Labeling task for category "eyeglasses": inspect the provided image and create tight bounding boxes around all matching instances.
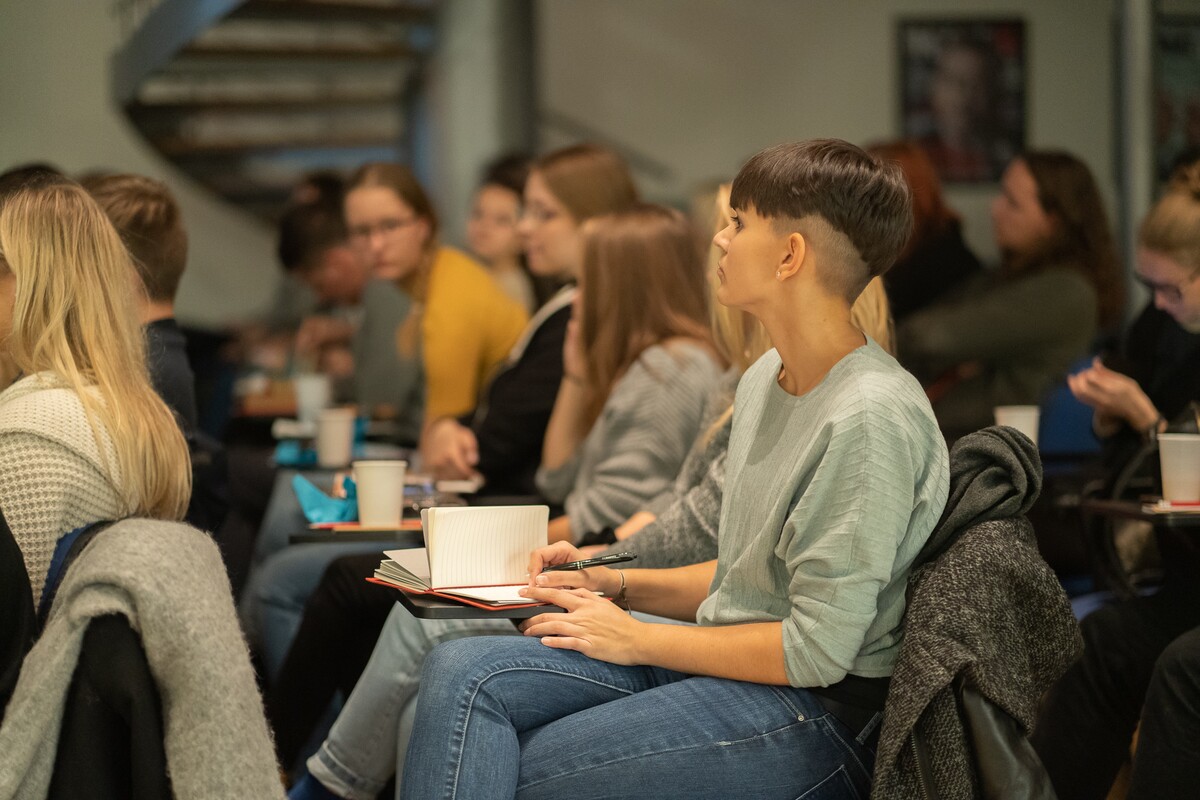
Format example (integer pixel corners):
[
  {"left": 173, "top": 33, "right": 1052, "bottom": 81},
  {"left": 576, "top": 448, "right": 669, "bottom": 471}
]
[
  {"left": 1135, "top": 266, "right": 1200, "bottom": 304},
  {"left": 521, "top": 205, "right": 561, "bottom": 225},
  {"left": 348, "top": 217, "right": 419, "bottom": 243}
]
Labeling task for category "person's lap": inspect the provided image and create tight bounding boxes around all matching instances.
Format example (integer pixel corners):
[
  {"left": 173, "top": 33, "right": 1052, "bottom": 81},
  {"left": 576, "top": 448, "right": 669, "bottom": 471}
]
[{"left": 403, "top": 635, "right": 874, "bottom": 800}]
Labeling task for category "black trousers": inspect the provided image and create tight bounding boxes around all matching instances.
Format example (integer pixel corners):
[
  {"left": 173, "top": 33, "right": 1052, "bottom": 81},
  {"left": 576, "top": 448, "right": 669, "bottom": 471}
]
[
  {"left": 1031, "top": 585, "right": 1200, "bottom": 800},
  {"left": 265, "top": 552, "right": 396, "bottom": 768},
  {"left": 49, "top": 614, "right": 171, "bottom": 800},
  {"left": 1127, "top": 624, "right": 1200, "bottom": 799}
]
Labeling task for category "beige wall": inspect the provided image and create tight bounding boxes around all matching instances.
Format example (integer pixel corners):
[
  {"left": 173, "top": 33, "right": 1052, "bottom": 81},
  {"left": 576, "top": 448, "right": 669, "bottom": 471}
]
[
  {"left": 0, "top": 0, "right": 277, "bottom": 329},
  {"left": 537, "top": 0, "right": 1119, "bottom": 264}
]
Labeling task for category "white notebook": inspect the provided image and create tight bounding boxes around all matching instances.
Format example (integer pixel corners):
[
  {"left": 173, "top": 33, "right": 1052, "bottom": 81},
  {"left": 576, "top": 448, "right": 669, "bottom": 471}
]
[{"left": 372, "top": 505, "right": 549, "bottom": 607}]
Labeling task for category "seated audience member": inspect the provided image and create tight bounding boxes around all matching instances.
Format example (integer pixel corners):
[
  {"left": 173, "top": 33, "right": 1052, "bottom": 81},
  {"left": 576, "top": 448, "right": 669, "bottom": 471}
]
[
  {"left": 345, "top": 163, "right": 528, "bottom": 436},
  {"left": 898, "top": 150, "right": 1124, "bottom": 441},
  {"left": 83, "top": 173, "right": 198, "bottom": 431},
  {"left": 0, "top": 178, "right": 191, "bottom": 604},
  {"left": 422, "top": 144, "right": 638, "bottom": 494},
  {"left": 282, "top": 199, "right": 423, "bottom": 436},
  {"left": 399, "top": 139, "right": 948, "bottom": 799},
  {"left": 866, "top": 140, "right": 983, "bottom": 323},
  {"left": 1033, "top": 162, "right": 1200, "bottom": 800},
  {"left": 467, "top": 154, "right": 538, "bottom": 313},
  {"left": 283, "top": 271, "right": 897, "bottom": 800},
  {"left": 536, "top": 204, "right": 724, "bottom": 543},
  {"left": 242, "top": 146, "right": 640, "bottom": 682}
]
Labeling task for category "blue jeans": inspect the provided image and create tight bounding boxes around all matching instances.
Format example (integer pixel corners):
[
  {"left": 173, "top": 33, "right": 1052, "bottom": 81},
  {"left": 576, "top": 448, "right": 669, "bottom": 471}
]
[{"left": 401, "top": 636, "right": 877, "bottom": 800}]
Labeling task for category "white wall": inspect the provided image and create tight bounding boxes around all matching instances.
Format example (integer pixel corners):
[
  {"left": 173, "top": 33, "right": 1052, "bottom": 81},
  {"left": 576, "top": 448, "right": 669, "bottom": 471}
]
[
  {"left": 536, "top": 0, "right": 1119, "bottom": 265},
  {"left": 0, "top": 0, "right": 278, "bottom": 329}
]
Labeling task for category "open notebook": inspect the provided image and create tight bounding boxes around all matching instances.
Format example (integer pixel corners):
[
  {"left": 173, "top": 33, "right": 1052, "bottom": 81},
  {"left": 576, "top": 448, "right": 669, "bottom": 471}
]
[{"left": 369, "top": 505, "right": 549, "bottom": 610}]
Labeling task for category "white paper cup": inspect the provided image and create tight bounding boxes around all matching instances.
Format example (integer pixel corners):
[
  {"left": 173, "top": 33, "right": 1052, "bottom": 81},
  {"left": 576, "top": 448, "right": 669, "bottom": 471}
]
[
  {"left": 294, "top": 373, "right": 332, "bottom": 424},
  {"left": 316, "top": 408, "right": 356, "bottom": 468},
  {"left": 994, "top": 405, "right": 1040, "bottom": 447},
  {"left": 1159, "top": 434, "right": 1200, "bottom": 503},
  {"left": 353, "top": 460, "right": 408, "bottom": 527}
]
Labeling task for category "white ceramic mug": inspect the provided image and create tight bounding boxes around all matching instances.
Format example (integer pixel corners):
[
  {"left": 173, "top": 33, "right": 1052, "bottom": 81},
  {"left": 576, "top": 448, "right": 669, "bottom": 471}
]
[
  {"left": 994, "top": 405, "right": 1040, "bottom": 447},
  {"left": 353, "top": 460, "right": 408, "bottom": 527}
]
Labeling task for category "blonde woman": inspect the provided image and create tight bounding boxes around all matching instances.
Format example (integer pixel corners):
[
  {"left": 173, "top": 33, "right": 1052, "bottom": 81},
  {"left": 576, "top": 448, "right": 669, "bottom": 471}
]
[{"left": 0, "top": 179, "right": 190, "bottom": 604}]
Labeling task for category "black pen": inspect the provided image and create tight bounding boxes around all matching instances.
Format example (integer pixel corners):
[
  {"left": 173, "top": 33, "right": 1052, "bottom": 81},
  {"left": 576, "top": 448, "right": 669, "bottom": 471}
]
[{"left": 542, "top": 553, "right": 636, "bottom": 572}]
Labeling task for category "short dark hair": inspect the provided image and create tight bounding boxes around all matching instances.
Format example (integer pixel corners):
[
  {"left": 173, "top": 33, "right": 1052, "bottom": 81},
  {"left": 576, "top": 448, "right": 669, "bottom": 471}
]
[
  {"left": 82, "top": 173, "right": 188, "bottom": 302},
  {"left": 0, "top": 162, "right": 64, "bottom": 208},
  {"left": 480, "top": 153, "right": 531, "bottom": 197},
  {"left": 277, "top": 200, "right": 349, "bottom": 274},
  {"left": 729, "top": 139, "right": 913, "bottom": 298}
]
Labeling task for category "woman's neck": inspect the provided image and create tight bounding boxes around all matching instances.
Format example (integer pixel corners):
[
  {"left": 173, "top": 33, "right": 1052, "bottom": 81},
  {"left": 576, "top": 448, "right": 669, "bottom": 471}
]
[{"left": 761, "top": 302, "right": 864, "bottom": 397}]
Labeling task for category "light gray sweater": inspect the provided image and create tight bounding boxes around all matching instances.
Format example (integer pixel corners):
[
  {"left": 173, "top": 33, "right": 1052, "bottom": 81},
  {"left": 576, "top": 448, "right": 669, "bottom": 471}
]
[
  {"left": 536, "top": 342, "right": 722, "bottom": 540},
  {"left": 697, "top": 341, "right": 949, "bottom": 688}
]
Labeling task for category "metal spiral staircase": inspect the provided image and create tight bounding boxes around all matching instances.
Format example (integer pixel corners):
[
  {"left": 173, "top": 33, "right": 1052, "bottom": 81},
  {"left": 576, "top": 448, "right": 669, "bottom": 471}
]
[{"left": 112, "top": 0, "right": 435, "bottom": 219}]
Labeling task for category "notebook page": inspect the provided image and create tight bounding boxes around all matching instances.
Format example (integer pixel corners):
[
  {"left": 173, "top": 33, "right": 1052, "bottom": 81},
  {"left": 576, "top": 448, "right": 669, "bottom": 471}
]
[
  {"left": 383, "top": 548, "right": 432, "bottom": 588},
  {"left": 426, "top": 505, "right": 548, "bottom": 587}
]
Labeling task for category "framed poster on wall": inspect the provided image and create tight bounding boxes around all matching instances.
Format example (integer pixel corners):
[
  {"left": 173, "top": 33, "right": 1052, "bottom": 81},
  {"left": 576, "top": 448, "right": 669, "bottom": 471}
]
[
  {"left": 1155, "top": 16, "right": 1200, "bottom": 181},
  {"left": 899, "top": 19, "right": 1026, "bottom": 184}
]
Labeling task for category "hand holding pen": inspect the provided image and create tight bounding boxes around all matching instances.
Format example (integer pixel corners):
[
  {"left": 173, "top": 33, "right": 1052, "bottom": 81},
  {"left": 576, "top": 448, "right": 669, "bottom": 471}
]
[{"left": 526, "top": 542, "right": 635, "bottom": 596}]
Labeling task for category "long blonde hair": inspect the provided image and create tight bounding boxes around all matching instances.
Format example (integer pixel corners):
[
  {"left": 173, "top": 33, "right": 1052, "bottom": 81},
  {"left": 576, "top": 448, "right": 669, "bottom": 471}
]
[
  {"left": 0, "top": 180, "right": 191, "bottom": 520},
  {"left": 578, "top": 205, "right": 719, "bottom": 425}
]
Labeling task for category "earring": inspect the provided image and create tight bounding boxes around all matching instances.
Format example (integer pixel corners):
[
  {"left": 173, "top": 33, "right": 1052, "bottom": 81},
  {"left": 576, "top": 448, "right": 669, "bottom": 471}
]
[{"left": 776, "top": 270, "right": 782, "bottom": 280}]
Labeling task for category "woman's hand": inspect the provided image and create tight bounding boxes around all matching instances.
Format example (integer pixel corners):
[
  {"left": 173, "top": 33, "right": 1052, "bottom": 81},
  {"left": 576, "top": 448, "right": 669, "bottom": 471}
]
[
  {"left": 562, "top": 292, "right": 588, "bottom": 385},
  {"left": 517, "top": 587, "right": 643, "bottom": 664},
  {"left": 421, "top": 418, "right": 481, "bottom": 480},
  {"left": 1068, "top": 357, "right": 1160, "bottom": 432},
  {"left": 615, "top": 511, "right": 657, "bottom": 540},
  {"left": 526, "top": 541, "right": 622, "bottom": 593}
]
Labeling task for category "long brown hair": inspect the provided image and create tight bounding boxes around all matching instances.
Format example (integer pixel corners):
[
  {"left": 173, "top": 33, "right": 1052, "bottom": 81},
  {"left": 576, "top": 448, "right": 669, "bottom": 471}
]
[
  {"left": 534, "top": 144, "right": 639, "bottom": 223},
  {"left": 578, "top": 205, "right": 717, "bottom": 423},
  {"left": 0, "top": 180, "right": 191, "bottom": 519},
  {"left": 1016, "top": 151, "right": 1124, "bottom": 329}
]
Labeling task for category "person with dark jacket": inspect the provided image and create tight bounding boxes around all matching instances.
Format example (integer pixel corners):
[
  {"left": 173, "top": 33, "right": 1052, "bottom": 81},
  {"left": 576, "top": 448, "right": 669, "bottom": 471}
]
[{"left": 1033, "top": 161, "right": 1200, "bottom": 800}]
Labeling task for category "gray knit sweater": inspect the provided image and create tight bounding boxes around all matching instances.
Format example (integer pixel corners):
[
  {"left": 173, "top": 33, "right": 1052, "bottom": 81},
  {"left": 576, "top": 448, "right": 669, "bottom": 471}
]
[
  {"left": 536, "top": 342, "right": 722, "bottom": 540},
  {"left": 598, "top": 369, "right": 737, "bottom": 568},
  {"left": 0, "top": 374, "right": 124, "bottom": 604}
]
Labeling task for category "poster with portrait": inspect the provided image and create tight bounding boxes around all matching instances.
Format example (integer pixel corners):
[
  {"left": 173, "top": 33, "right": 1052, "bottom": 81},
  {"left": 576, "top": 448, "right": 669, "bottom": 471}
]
[
  {"left": 1155, "top": 17, "right": 1200, "bottom": 181},
  {"left": 899, "top": 19, "right": 1026, "bottom": 184}
]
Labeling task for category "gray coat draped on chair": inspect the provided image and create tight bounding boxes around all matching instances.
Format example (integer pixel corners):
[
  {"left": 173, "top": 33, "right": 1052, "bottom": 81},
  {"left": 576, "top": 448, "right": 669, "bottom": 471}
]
[{"left": 871, "top": 427, "right": 1083, "bottom": 799}]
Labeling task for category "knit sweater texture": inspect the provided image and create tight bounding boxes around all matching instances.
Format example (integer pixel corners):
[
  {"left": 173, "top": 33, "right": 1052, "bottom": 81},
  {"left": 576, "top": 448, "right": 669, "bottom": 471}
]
[
  {"left": 871, "top": 427, "right": 1082, "bottom": 799},
  {"left": 0, "top": 373, "right": 124, "bottom": 604},
  {"left": 697, "top": 341, "right": 949, "bottom": 687},
  {"left": 0, "top": 519, "right": 285, "bottom": 799},
  {"left": 598, "top": 369, "right": 737, "bottom": 568},
  {"left": 536, "top": 342, "right": 722, "bottom": 539}
]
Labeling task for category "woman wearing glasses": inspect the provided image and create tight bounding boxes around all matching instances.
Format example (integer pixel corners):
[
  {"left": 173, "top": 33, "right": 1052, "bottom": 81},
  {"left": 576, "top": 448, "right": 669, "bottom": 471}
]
[
  {"left": 344, "top": 163, "right": 528, "bottom": 436},
  {"left": 897, "top": 150, "right": 1124, "bottom": 441},
  {"left": 1033, "top": 160, "right": 1200, "bottom": 800}
]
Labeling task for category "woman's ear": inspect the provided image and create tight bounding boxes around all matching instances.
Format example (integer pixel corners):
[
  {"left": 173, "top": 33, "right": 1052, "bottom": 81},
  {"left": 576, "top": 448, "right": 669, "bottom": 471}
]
[{"left": 777, "top": 231, "right": 807, "bottom": 281}]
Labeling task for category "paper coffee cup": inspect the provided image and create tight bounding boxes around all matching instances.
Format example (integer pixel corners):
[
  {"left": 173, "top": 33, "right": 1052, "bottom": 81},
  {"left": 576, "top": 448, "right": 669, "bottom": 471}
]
[
  {"left": 994, "top": 405, "right": 1040, "bottom": 447},
  {"left": 316, "top": 408, "right": 356, "bottom": 468},
  {"left": 1159, "top": 433, "right": 1200, "bottom": 503},
  {"left": 294, "top": 373, "right": 332, "bottom": 424},
  {"left": 353, "top": 460, "right": 408, "bottom": 527}
]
